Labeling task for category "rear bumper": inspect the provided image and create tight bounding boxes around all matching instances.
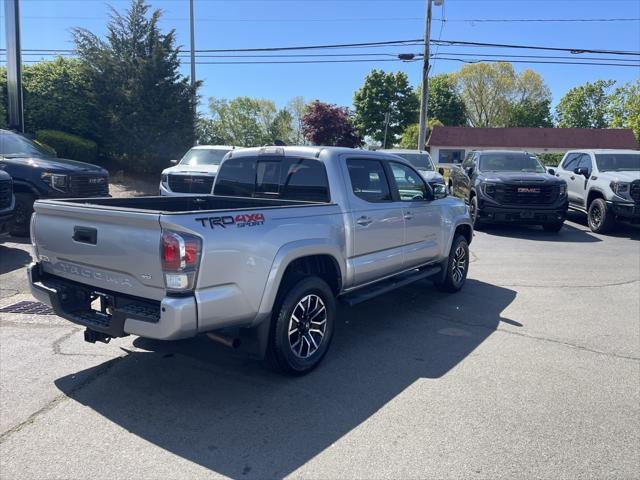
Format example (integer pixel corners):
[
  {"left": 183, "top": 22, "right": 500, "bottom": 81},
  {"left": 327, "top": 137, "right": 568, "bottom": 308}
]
[
  {"left": 609, "top": 201, "right": 640, "bottom": 222},
  {"left": 478, "top": 202, "right": 568, "bottom": 224},
  {"left": 28, "top": 263, "right": 197, "bottom": 340}
]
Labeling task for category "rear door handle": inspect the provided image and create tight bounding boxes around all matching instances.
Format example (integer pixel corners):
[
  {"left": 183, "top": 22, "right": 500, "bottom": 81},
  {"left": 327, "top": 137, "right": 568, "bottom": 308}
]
[
  {"left": 356, "top": 216, "right": 373, "bottom": 227},
  {"left": 73, "top": 226, "right": 97, "bottom": 245}
]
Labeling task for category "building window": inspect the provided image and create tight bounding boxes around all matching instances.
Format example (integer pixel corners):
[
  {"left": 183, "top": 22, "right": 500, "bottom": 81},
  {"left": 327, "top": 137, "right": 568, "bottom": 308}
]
[{"left": 439, "top": 149, "right": 465, "bottom": 164}]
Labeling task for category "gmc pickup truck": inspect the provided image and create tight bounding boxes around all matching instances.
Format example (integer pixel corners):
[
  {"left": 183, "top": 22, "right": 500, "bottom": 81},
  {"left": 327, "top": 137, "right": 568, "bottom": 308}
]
[{"left": 29, "top": 146, "right": 473, "bottom": 375}]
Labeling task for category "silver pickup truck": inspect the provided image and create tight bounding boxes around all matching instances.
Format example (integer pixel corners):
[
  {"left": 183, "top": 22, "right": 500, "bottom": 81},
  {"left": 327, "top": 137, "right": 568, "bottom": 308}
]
[{"left": 29, "top": 146, "right": 473, "bottom": 374}]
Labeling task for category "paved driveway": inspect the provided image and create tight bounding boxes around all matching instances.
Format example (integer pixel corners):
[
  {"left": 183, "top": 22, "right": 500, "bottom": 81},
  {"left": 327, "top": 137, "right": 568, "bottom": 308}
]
[{"left": 1, "top": 212, "right": 638, "bottom": 479}]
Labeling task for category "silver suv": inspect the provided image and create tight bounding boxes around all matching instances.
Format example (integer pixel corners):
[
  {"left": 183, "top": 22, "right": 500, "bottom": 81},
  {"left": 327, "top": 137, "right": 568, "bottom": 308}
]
[{"left": 553, "top": 149, "right": 640, "bottom": 233}]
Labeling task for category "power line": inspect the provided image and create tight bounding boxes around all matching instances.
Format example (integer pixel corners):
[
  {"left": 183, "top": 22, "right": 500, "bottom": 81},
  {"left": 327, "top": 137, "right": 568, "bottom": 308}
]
[
  {"left": 433, "top": 57, "right": 640, "bottom": 67},
  {"left": 436, "top": 17, "right": 640, "bottom": 23}
]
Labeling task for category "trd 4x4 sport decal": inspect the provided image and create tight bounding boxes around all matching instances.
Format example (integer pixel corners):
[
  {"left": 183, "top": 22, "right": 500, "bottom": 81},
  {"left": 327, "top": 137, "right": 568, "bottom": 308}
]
[{"left": 195, "top": 213, "right": 265, "bottom": 229}]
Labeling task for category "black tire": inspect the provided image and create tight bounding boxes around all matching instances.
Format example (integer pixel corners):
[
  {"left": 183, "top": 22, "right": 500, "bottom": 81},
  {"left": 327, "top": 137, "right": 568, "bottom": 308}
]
[
  {"left": 435, "top": 235, "right": 470, "bottom": 293},
  {"left": 542, "top": 221, "right": 564, "bottom": 233},
  {"left": 469, "top": 195, "right": 486, "bottom": 230},
  {"left": 10, "top": 192, "right": 35, "bottom": 237},
  {"left": 587, "top": 198, "right": 616, "bottom": 234},
  {"left": 267, "top": 276, "right": 336, "bottom": 375}
]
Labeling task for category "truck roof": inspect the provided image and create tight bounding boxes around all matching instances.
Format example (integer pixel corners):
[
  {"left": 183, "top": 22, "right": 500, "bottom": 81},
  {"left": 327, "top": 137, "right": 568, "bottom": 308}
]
[
  {"left": 191, "top": 145, "right": 236, "bottom": 150},
  {"left": 565, "top": 149, "right": 639, "bottom": 154},
  {"left": 225, "top": 145, "right": 408, "bottom": 163}
]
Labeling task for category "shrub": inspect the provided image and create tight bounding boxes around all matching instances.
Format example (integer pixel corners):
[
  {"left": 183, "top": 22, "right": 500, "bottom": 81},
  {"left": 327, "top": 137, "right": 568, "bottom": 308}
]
[
  {"left": 35, "top": 130, "right": 98, "bottom": 163},
  {"left": 537, "top": 153, "right": 564, "bottom": 167}
]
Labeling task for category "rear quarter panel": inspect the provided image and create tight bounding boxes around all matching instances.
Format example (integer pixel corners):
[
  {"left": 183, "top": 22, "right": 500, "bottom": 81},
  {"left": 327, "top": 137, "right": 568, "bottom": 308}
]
[{"left": 160, "top": 203, "right": 346, "bottom": 330}]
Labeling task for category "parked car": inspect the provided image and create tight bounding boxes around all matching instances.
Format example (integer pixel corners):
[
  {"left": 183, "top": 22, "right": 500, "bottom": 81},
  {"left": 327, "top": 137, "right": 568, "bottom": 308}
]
[
  {"left": 29, "top": 146, "right": 472, "bottom": 375},
  {"left": 552, "top": 149, "right": 640, "bottom": 233},
  {"left": 0, "top": 129, "right": 109, "bottom": 236},
  {"left": 0, "top": 170, "right": 16, "bottom": 239},
  {"left": 450, "top": 150, "right": 568, "bottom": 232},
  {"left": 159, "top": 145, "right": 235, "bottom": 196},
  {"left": 378, "top": 149, "right": 446, "bottom": 194}
]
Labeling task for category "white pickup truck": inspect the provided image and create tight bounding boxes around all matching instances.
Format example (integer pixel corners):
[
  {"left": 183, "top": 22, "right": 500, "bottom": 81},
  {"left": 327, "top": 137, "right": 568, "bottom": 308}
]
[{"left": 29, "top": 146, "right": 473, "bottom": 375}]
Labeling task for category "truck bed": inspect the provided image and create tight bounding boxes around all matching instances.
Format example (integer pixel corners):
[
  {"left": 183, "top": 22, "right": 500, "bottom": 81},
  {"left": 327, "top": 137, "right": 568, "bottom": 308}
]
[{"left": 48, "top": 195, "right": 326, "bottom": 213}]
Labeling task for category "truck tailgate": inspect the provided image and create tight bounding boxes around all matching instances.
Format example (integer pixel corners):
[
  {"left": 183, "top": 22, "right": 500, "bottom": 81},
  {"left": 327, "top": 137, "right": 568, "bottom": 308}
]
[{"left": 33, "top": 201, "right": 166, "bottom": 301}]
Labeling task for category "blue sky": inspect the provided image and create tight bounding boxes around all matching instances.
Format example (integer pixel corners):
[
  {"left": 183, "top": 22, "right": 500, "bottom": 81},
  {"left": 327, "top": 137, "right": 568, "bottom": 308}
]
[{"left": 3, "top": 0, "right": 640, "bottom": 113}]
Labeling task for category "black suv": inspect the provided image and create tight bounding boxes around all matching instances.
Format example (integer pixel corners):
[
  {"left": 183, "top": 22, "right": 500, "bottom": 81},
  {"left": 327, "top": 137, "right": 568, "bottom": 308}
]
[
  {"left": 0, "top": 169, "right": 15, "bottom": 238},
  {"left": 451, "top": 150, "right": 568, "bottom": 232},
  {"left": 0, "top": 129, "right": 109, "bottom": 236}
]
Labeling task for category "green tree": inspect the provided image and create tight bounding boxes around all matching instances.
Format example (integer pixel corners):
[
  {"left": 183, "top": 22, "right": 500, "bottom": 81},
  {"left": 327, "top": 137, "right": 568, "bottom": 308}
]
[
  {"left": 206, "top": 96, "right": 289, "bottom": 146},
  {"left": 505, "top": 98, "right": 553, "bottom": 128},
  {"left": 287, "top": 96, "right": 308, "bottom": 145},
  {"left": 608, "top": 80, "right": 640, "bottom": 141},
  {"left": 21, "top": 58, "right": 93, "bottom": 138},
  {"left": 426, "top": 74, "right": 467, "bottom": 126},
  {"left": 556, "top": 80, "right": 615, "bottom": 129},
  {"left": 353, "top": 69, "right": 419, "bottom": 147},
  {"left": 455, "top": 63, "right": 551, "bottom": 127},
  {"left": 73, "top": 0, "right": 197, "bottom": 172},
  {"left": 398, "top": 119, "right": 443, "bottom": 149}
]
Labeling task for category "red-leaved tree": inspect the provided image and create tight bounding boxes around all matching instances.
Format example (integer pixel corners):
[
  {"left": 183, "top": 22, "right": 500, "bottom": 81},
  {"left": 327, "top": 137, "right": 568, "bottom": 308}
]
[{"left": 302, "top": 101, "right": 362, "bottom": 147}]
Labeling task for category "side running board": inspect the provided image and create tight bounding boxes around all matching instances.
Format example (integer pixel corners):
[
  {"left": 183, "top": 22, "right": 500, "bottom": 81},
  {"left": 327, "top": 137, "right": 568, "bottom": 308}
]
[{"left": 340, "top": 265, "right": 442, "bottom": 307}]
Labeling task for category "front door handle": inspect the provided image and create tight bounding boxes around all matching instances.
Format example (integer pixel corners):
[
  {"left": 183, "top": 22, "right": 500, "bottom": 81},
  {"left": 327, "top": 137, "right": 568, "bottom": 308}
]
[
  {"left": 404, "top": 212, "right": 414, "bottom": 220},
  {"left": 570, "top": 175, "right": 575, "bottom": 180},
  {"left": 356, "top": 216, "right": 373, "bottom": 227}
]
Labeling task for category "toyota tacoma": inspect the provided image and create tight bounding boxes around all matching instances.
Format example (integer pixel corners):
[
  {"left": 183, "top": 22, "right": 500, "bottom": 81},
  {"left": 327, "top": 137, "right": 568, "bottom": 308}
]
[{"left": 29, "top": 146, "right": 472, "bottom": 375}]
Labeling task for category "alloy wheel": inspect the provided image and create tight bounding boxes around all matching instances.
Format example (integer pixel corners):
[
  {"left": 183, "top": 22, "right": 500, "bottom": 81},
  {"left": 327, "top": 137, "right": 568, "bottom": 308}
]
[
  {"left": 452, "top": 245, "right": 467, "bottom": 285},
  {"left": 288, "top": 294, "right": 327, "bottom": 359}
]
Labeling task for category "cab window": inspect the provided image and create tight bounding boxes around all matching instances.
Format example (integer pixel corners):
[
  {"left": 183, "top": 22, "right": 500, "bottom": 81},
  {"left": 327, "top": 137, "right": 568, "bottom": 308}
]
[
  {"left": 389, "top": 162, "right": 429, "bottom": 201},
  {"left": 562, "top": 153, "right": 581, "bottom": 170},
  {"left": 346, "top": 158, "right": 392, "bottom": 202}
]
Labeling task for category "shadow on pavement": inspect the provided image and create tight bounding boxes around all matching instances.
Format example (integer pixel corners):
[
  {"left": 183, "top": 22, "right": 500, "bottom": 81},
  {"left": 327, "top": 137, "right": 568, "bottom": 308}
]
[
  {"left": 478, "top": 220, "right": 602, "bottom": 243},
  {"left": 56, "top": 279, "right": 516, "bottom": 479},
  {"left": 0, "top": 242, "right": 33, "bottom": 275},
  {"left": 565, "top": 211, "right": 640, "bottom": 241}
]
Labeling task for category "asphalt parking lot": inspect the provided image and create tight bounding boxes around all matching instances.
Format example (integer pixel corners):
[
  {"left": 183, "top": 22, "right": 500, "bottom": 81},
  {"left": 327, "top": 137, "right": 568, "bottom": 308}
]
[{"left": 1, "top": 212, "right": 639, "bottom": 479}]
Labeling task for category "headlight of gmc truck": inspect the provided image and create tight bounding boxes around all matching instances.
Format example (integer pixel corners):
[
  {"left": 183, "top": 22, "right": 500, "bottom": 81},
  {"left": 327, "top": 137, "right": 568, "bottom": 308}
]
[
  {"left": 481, "top": 182, "right": 497, "bottom": 197},
  {"left": 41, "top": 172, "right": 68, "bottom": 192},
  {"left": 610, "top": 181, "right": 629, "bottom": 196}
]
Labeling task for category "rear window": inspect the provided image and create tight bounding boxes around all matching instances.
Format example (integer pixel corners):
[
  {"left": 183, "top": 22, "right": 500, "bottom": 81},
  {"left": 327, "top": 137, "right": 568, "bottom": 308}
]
[{"left": 214, "top": 156, "right": 330, "bottom": 202}]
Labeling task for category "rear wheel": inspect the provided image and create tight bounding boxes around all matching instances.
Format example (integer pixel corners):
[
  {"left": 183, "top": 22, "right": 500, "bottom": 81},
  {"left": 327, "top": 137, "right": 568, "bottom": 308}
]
[
  {"left": 10, "top": 193, "right": 35, "bottom": 237},
  {"left": 267, "top": 276, "right": 335, "bottom": 375},
  {"left": 435, "top": 235, "right": 469, "bottom": 293},
  {"left": 543, "top": 221, "right": 564, "bottom": 233},
  {"left": 588, "top": 198, "right": 615, "bottom": 233}
]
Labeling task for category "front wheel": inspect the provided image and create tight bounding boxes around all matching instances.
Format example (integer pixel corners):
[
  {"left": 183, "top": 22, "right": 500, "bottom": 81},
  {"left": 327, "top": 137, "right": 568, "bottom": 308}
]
[
  {"left": 435, "top": 235, "right": 470, "bottom": 292},
  {"left": 588, "top": 198, "right": 615, "bottom": 233},
  {"left": 267, "top": 276, "right": 336, "bottom": 375},
  {"left": 469, "top": 195, "right": 482, "bottom": 229}
]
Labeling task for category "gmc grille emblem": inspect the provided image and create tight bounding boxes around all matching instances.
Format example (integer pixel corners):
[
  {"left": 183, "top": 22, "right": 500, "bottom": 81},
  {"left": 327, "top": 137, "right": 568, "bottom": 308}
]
[
  {"left": 183, "top": 178, "right": 204, "bottom": 184},
  {"left": 88, "top": 177, "right": 105, "bottom": 184},
  {"left": 518, "top": 187, "right": 540, "bottom": 193}
]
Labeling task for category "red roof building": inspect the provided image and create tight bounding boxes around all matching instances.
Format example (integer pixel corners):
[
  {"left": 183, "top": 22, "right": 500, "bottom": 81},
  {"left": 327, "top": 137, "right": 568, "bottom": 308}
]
[{"left": 426, "top": 127, "right": 639, "bottom": 163}]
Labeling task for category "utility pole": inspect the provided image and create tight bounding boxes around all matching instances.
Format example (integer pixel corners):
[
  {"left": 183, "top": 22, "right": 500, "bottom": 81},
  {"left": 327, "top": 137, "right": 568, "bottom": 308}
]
[
  {"left": 383, "top": 112, "right": 390, "bottom": 149},
  {"left": 4, "top": 0, "right": 24, "bottom": 133},
  {"left": 417, "top": 0, "right": 443, "bottom": 151},
  {"left": 189, "top": 0, "right": 197, "bottom": 143}
]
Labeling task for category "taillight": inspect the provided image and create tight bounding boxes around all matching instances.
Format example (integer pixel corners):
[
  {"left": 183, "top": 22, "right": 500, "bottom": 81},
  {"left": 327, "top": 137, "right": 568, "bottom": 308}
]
[{"left": 160, "top": 231, "right": 202, "bottom": 293}]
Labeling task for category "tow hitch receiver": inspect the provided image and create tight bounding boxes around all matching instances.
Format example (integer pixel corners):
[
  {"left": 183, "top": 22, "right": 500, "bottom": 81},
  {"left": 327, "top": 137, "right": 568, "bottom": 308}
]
[{"left": 84, "top": 328, "right": 112, "bottom": 344}]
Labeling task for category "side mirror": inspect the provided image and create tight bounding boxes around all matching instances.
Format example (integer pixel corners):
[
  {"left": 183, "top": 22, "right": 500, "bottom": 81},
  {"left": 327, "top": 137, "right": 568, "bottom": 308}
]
[
  {"left": 574, "top": 166, "right": 589, "bottom": 178},
  {"left": 547, "top": 168, "right": 555, "bottom": 176},
  {"left": 170, "top": 159, "right": 179, "bottom": 165},
  {"left": 433, "top": 183, "right": 448, "bottom": 199}
]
